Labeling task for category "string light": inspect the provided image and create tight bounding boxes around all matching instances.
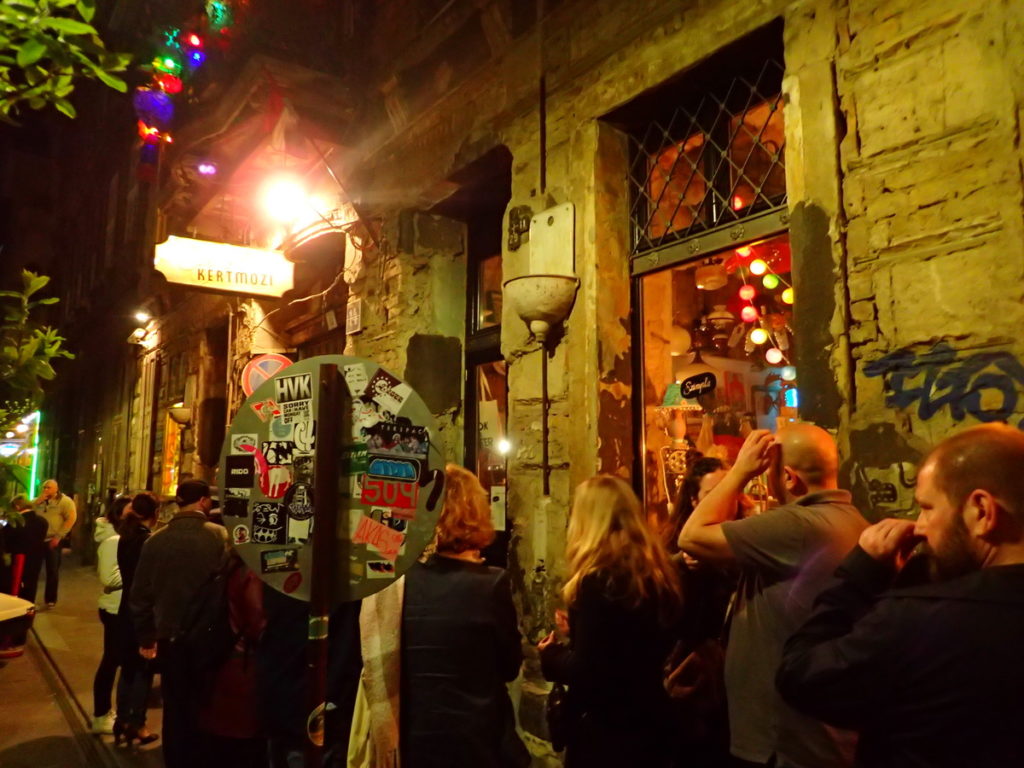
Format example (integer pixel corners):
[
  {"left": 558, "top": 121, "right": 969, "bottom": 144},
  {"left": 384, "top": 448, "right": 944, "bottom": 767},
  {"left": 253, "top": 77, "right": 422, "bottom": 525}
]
[
  {"left": 750, "top": 259, "right": 768, "bottom": 276},
  {"left": 187, "top": 33, "right": 203, "bottom": 47},
  {"left": 741, "top": 306, "right": 758, "bottom": 323},
  {"left": 198, "top": 162, "right": 218, "bottom": 176},
  {"left": 750, "top": 328, "right": 769, "bottom": 345},
  {"left": 739, "top": 284, "right": 756, "bottom": 301},
  {"left": 782, "top": 287, "right": 794, "bottom": 304},
  {"left": 736, "top": 246, "right": 752, "bottom": 258},
  {"left": 762, "top": 273, "right": 779, "bottom": 290},
  {"left": 766, "top": 348, "right": 784, "bottom": 365},
  {"left": 781, "top": 366, "right": 798, "bottom": 381}
]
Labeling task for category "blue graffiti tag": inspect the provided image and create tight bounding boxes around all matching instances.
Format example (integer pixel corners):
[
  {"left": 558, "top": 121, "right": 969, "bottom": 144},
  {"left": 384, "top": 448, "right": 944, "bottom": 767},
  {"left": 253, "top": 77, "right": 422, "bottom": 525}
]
[{"left": 863, "top": 342, "right": 1024, "bottom": 428}]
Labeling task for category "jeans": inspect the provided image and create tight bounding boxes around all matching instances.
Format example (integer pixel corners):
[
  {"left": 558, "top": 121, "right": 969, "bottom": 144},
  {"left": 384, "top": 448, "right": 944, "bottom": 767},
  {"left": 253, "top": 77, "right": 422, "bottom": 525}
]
[
  {"left": 93, "top": 609, "right": 121, "bottom": 716},
  {"left": 43, "top": 542, "right": 60, "bottom": 604},
  {"left": 116, "top": 643, "right": 154, "bottom": 728}
]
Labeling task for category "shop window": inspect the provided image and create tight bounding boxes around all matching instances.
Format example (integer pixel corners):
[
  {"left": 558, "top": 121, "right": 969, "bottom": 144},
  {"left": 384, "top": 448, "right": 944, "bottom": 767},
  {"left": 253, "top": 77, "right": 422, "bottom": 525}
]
[
  {"left": 624, "top": 27, "right": 786, "bottom": 256},
  {"left": 476, "top": 253, "right": 503, "bottom": 330},
  {"left": 639, "top": 232, "right": 797, "bottom": 512}
]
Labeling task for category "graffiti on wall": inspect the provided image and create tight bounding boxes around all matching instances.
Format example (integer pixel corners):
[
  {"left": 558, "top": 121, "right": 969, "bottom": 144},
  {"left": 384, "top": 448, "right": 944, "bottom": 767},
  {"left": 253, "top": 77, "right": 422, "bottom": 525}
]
[{"left": 864, "top": 342, "right": 1024, "bottom": 428}]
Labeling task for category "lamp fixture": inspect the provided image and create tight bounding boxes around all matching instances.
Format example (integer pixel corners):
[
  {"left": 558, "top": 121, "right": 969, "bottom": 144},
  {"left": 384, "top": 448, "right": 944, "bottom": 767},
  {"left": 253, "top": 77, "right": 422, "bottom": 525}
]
[
  {"left": 134, "top": 310, "right": 151, "bottom": 323},
  {"left": 168, "top": 403, "right": 192, "bottom": 426}
]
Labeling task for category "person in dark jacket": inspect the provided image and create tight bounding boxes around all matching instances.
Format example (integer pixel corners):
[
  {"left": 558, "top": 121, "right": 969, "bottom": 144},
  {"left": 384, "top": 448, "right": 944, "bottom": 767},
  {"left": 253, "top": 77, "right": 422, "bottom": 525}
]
[
  {"left": 401, "top": 463, "right": 527, "bottom": 768},
  {"left": 131, "top": 479, "right": 226, "bottom": 767},
  {"left": 115, "top": 492, "right": 160, "bottom": 747},
  {"left": 539, "top": 475, "right": 684, "bottom": 768},
  {"left": 777, "top": 423, "right": 1024, "bottom": 768}
]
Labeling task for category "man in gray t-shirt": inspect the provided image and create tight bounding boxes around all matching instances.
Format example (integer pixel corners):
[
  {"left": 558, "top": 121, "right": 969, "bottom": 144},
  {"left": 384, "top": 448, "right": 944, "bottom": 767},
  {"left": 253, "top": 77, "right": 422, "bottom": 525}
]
[{"left": 679, "top": 424, "right": 867, "bottom": 768}]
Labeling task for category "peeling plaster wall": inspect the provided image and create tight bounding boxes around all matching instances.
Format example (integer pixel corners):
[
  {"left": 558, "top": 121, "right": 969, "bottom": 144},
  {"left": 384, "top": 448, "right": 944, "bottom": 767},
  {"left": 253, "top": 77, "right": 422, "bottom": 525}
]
[{"left": 333, "top": 0, "right": 1024, "bottom": 754}]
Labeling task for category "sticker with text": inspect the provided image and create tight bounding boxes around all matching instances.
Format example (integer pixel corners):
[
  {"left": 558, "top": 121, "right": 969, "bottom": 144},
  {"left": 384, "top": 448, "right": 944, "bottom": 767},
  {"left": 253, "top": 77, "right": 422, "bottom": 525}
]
[
  {"left": 232, "top": 525, "right": 250, "bottom": 545},
  {"left": 261, "top": 441, "right": 295, "bottom": 465},
  {"left": 360, "top": 476, "right": 418, "bottom": 509},
  {"left": 352, "top": 514, "right": 405, "bottom": 562},
  {"left": 366, "top": 369, "right": 411, "bottom": 413},
  {"left": 343, "top": 364, "right": 369, "bottom": 397},
  {"left": 251, "top": 399, "right": 281, "bottom": 423},
  {"left": 365, "top": 422, "right": 428, "bottom": 459},
  {"left": 366, "top": 559, "right": 397, "bottom": 579},
  {"left": 367, "top": 456, "right": 419, "bottom": 481},
  {"left": 252, "top": 502, "right": 286, "bottom": 545},
  {"left": 225, "top": 455, "right": 255, "bottom": 489}
]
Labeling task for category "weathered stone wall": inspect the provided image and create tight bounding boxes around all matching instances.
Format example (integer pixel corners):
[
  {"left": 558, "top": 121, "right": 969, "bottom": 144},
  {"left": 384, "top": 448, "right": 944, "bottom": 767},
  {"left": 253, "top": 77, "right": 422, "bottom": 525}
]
[{"left": 333, "top": 0, "right": 1024, "bottom": 757}]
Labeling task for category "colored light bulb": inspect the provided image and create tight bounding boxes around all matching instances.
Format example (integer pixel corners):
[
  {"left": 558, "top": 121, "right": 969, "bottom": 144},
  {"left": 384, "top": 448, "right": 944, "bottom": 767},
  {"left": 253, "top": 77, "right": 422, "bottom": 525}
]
[
  {"left": 782, "top": 287, "right": 794, "bottom": 304},
  {"left": 739, "top": 284, "right": 756, "bottom": 301},
  {"left": 735, "top": 246, "right": 752, "bottom": 258},
  {"left": 187, "top": 33, "right": 202, "bottom": 47},
  {"left": 741, "top": 305, "right": 758, "bottom": 323},
  {"left": 766, "top": 348, "right": 784, "bottom": 365},
  {"left": 781, "top": 366, "right": 797, "bottom": 381},
  {"left": 750, "top": 259, "right": 768, "bottom": 276},
  {"left": 156, "top": 73, "right": 183, "bottom": 94},
  {"left": 198, "top": 162, "right": 217, "bottom": 176},
  {"left": 762, "top": 273, "right": 779, "bottom": 290},
  {"left": 750, "top": 328, "right": 769, "bottom": 345}
]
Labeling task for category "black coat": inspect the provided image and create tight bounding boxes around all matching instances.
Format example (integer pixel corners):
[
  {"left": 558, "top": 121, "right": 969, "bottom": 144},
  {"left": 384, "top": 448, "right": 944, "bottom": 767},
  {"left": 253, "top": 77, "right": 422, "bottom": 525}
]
[
  {"left": 777, "top": 546, "right": 1024, "bottom": 768},
  {"left": 539, "top": 571, "right": 677, "bottom": 768},
  {"left": 401, "top": 555, "right": 526, "bottom": 768}
]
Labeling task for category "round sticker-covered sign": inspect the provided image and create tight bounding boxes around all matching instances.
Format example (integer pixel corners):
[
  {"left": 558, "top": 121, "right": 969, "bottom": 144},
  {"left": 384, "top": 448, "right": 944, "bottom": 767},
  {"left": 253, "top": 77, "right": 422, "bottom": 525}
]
[{"left": 219, "top": 355, "right": 446, "bottom": 603}]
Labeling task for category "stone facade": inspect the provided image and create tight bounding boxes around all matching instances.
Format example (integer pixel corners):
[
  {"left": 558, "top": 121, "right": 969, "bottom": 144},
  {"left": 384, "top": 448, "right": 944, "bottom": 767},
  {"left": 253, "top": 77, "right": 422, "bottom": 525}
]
[{"left": 35, "top": 0, "right": 1024, "bottom": 761}]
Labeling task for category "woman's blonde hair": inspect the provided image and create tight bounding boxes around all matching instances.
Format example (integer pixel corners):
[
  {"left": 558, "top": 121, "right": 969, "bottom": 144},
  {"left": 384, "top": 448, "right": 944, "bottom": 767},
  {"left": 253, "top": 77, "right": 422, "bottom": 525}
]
[
  {"left": 435, "top": 463, "right": 495, "bottom": 554},
  {"left": 564, "top": 475, "right": 683, "bottom": 622}
]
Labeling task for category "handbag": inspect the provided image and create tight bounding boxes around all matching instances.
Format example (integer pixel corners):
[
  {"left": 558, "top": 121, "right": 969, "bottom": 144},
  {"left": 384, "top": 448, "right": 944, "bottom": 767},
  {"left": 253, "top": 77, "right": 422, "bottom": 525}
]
[{"left": 545, "top": 682, "right": 571, "bottom": 753}]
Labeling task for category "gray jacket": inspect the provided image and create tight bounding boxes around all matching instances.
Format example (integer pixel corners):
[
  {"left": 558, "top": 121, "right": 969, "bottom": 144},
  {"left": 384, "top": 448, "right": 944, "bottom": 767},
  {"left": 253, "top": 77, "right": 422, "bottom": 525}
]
[{"left": 130, "top": 509, "right": 227, "bottom": 647}]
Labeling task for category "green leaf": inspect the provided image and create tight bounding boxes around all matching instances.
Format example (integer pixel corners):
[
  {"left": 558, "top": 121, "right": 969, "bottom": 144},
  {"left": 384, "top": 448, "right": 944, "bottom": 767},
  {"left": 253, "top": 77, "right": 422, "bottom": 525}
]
[
  {"left": 36, "top": 297, "right": 60, "bottom": 305},
  {"left": 54, "top": 97, "right": 75, "bottom": 118},
  {"left": 93, "top": 68, "right": 126, "bottom": 92},
  {"left": 77, "top": 0, "right": 96, "bottom": 22},
  {"left": 16, "top": 38, "right": 46, "bottom": 68},
  {"left": 40, "top": 17, "right": 97, "bottom": 35}
]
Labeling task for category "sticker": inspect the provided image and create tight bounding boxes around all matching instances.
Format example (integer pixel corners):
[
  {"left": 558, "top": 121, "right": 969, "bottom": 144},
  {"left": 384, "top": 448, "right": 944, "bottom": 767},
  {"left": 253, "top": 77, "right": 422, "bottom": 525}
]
[
  {"left": 225, "top": 455, "right": 256, "bottom": 488},
  {"left": 360, "top": 477, "right": 418, "bottom": 509},
  {"left": 343, "top": 364, "right": 369, "bottom": 397},
  {"left": 367, "top": 456, "right": 419, "bottom": 481},
  {"left": 292, "top": 452, "right": 315, "bottom": 484},
  {"left": 225, "top": 487, "right": 251, "bottom": 500},
  {"left": 283, "top": 483, "right": 314, "bottom": 521},
  {"left": 341, "top": 444, "right": 368, "bottom": 475},
  {"left": 378, "top": 507, "right": 408, "bottom": 534},
  {"left": 229, "top": 433, "right": 259, "bottom": 455},
  {"left": 367, "top": 370, "right": 411, "bottom": 413},
  {"left": 274, "top": 372, "right": 313, "bottom": 402},
  {"left": 280, "top": 399, "right": 312, "bottom": 425},
  {"left": 365, "top": 422, "right": 429, "bottom": 458},
  {"left": 293, "top": 420, "right": 316, "bottom": 452},
  {"left": 283, "top": 572, "right": 303, "bottom": 594},
  {"left": 260, "top": 547, "right": 300, "bottom": 573},
  {"left": 261, "top": 441, "right": 295, "bottom": 465},
  {"left": 490, "top": 485, "right": 506, "bottom": 532},
  {"left": 232, "top": 525, "right": 250, "bottom": 545},
  {"left": 224, "top": 497, "right": 249, "bottom": 519},
  {"left": 244, "top": 444, "right": 292, "bottom": 499},
  {"left": 269, "top": 417, "right": 294, "bottom": 440},
  {"left": 252, "top": 502, "right": 286, "bottom": 544},
  {"left": 681, "top": 370, "right": 716, "bottom": 398},
  {"left": 251, "top": 398, "right": 281, "bottom": 422},
  {"left": 366, "top": 560, "right": 397, "bottom": 579},
  {"left": 351, "top": 400, "right": 382, "bottom": 437}
]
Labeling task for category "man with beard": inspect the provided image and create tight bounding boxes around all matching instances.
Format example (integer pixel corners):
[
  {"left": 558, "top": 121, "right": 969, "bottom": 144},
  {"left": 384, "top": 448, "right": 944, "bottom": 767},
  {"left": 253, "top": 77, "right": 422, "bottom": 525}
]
[{"left": 776, "top": 423, "right": 1024, "bottom": 767}]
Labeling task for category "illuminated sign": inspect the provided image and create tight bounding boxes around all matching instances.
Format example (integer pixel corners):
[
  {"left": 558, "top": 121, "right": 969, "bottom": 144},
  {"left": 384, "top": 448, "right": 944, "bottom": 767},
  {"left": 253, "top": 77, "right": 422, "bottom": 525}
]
[{"left": 154, "top": 236, "right": 294, "bottom": 298}]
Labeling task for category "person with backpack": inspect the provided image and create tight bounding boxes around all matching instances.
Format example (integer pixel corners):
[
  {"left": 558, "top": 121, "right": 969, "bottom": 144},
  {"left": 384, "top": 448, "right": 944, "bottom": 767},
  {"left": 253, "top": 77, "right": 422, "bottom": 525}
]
[{"left": 130, "top": 479, "right": 227, "bottom": 767}]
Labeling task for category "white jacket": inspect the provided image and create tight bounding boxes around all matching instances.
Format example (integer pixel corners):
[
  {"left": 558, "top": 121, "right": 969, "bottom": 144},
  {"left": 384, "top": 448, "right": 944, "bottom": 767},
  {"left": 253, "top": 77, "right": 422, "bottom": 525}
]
[{"left": 94, "top": 517, "right": 122, "bottom": 614}]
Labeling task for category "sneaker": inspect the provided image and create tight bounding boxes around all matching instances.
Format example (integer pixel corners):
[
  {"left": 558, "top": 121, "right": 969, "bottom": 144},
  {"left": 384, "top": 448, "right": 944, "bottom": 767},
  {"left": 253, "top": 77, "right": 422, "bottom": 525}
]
[{"left": 92, "top": 711, "right": 115, "bottom": 735}]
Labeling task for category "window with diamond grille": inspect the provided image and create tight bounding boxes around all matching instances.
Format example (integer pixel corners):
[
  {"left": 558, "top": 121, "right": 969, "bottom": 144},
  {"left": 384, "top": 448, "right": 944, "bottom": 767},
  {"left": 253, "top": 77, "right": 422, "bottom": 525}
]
[{"left": 627, "top": 57, "right": 786, "bottom": 256}]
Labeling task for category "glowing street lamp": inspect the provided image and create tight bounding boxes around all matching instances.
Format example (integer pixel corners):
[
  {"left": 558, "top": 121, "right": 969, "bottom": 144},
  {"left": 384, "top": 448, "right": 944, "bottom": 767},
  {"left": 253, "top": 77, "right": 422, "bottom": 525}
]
[{"left": 261, "top": 176, "right": 309, "bottom": 223}]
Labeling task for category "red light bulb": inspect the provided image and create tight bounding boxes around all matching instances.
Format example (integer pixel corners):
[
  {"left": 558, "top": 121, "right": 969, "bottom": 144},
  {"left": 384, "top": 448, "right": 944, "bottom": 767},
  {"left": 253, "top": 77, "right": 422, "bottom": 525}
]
[
  {"left": 741, "top": 306, "right": 758, "bottom": 323},
  {"left": 187, "top": 33, "right": 202, "bottom": 47},
  {"left": 739, "top": 284, "right": 756, "bottom": 301}
]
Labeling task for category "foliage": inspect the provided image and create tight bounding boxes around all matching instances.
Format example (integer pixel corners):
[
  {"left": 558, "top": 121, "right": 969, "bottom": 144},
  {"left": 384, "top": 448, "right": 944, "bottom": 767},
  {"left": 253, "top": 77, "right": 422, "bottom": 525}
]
[
  {"left": 0, "top": 270, "right": 73, "bottom": 429},
  {"left": 0, "top": 0, "right": 132, "bottom": 121}
]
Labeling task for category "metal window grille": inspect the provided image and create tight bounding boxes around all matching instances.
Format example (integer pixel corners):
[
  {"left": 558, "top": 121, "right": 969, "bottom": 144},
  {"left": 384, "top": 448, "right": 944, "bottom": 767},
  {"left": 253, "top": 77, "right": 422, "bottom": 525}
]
[{"left": 628, "top": 58, "right": 787, "bottom": 256}]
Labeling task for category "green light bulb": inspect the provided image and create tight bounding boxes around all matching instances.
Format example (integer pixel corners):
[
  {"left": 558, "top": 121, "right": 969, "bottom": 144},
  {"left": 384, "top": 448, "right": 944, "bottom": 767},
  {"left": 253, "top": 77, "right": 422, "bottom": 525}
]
[{"left": 762, "top": 273, "right": 780, "bottom": 290}]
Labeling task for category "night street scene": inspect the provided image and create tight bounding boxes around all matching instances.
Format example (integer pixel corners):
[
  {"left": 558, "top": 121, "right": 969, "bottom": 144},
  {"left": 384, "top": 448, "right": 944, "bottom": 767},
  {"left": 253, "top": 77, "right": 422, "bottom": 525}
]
[{"left": 2, "top": 1, "right": 1024, "bottom": 767}]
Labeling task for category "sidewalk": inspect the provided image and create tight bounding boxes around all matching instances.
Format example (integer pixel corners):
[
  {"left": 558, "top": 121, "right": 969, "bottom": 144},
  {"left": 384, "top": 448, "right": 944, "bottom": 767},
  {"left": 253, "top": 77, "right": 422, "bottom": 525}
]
[{"left": 11, "top": 552, "right": 164, "bottom": 767}]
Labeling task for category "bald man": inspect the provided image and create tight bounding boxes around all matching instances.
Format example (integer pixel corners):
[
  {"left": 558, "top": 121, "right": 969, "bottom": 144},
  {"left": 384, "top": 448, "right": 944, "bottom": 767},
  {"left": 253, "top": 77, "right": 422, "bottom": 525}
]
[
  {"left": 777, "top": 424, "right": 1024, "bottom": 767},
  {"left": 679, "top": 425, "right": 868, "bottom": 768},
  {"left": 33, "top": 478, "right": 77, "bottom": 607}
]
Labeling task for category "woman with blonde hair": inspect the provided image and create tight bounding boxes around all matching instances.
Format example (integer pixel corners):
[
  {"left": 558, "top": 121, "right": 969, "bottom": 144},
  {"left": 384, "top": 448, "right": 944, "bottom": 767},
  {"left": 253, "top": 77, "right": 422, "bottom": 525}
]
[
  {"left": 399, "top": 463, "right": 528, "bottom": 768},
  {"left": 539, "top": 475, "right": 683, "bottom": 768}
]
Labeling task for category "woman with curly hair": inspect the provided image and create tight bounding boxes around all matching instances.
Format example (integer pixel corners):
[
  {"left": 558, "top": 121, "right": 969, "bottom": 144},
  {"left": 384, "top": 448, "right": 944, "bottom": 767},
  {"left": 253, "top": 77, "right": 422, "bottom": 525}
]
[
  {"left": 539, "top": 475, "right": 684, "bottom": 768},
  {"left": 400, "top": 463, "right": 527, "bottom": 767}
]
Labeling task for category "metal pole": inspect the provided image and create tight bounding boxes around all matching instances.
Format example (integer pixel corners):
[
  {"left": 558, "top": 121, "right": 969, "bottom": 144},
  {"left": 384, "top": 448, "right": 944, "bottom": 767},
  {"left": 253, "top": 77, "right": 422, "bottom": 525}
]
[
  {"left": 306, "top": 363, "right": 345, "bottom": 764},
  {"left": 542, "top": 346, "right": 550, "bottom": 496}
]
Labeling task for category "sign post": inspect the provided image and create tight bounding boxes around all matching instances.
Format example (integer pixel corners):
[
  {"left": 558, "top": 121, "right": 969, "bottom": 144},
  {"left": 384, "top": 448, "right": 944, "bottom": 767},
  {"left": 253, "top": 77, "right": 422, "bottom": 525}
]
[{"left": 219, "top": 355, "right": 446, "bottom": 757}]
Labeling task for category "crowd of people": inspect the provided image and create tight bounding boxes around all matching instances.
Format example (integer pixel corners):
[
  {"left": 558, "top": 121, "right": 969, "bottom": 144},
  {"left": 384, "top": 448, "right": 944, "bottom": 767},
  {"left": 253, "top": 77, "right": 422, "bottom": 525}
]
[{"left": 4, "top": 421, "right": 1024, "bottom": 768}]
